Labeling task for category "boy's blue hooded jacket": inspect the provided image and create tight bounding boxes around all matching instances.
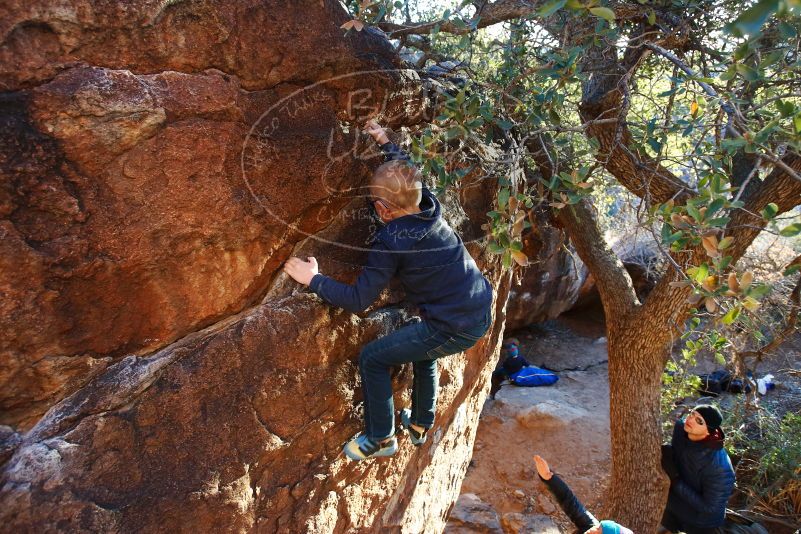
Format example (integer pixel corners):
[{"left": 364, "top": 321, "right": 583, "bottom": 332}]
[{"left": 309, "top": 143, "right": 493, "bottom": 334}]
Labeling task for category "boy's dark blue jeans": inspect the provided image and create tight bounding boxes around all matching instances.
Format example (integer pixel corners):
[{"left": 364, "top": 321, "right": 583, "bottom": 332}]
[{"left": 359, "top": 311, "right": 492, "bottom": 441}]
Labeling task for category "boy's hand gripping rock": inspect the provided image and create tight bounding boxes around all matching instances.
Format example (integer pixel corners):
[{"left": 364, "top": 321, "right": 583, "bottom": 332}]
[
  {"left": 364, "top": 119, "right": 390, "bottom": 145},
  {"left": 283, "top": 257, "right": 319, "bottom": 286}
]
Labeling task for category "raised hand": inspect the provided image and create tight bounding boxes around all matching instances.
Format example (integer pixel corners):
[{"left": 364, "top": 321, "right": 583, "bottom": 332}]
[{"left": 533, "top": 455, "right": 553, "bottom": 480}]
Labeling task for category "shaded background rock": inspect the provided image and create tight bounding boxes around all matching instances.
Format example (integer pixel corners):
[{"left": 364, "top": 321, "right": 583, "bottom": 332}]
[{"left": 504, "top": 210, "right": 584, "bottom": 332}]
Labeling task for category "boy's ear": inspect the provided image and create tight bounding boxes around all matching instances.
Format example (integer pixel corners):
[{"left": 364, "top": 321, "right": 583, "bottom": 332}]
[{"left": 375, "top": 201, "right": 395, "bottom": 222}]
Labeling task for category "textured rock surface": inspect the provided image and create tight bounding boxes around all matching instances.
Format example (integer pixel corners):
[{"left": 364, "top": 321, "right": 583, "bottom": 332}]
[
  {"left": 0, "top": 1, "right": 509, "bottom": 532},
  {"left": 504, "top": 212, "right": 583, "bottom": 331},
  {"left": 444, "top": 493, "right": 503, "bottom": 533},
  {"left": 1, "top": 0, "right": 411, "bottom": 430},
  {"left": 0, "top": 1, "right": 573, "bottom": 532}
]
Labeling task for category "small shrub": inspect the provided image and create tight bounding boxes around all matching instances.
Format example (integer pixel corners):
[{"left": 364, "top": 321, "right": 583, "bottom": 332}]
[{"left": 728, "top": 408, "right": 801, "bottom": 520}]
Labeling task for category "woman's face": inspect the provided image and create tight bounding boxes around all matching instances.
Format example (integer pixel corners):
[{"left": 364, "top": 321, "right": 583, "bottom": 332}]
[{"left": 684, "top": 410, "right": 710, "bottom": 438}]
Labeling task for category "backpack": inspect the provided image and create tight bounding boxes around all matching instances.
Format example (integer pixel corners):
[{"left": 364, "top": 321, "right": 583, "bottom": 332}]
[
  {"left": 509, "top": 366, "right": 558, "bottom": 387},
  {"left": 697, "top": 370, "right": 753, "bottom": 396}
]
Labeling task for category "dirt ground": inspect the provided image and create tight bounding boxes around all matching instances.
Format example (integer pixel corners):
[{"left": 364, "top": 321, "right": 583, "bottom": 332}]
[{"left": 449, "top": 315, "right": 612, "bottom": 533}]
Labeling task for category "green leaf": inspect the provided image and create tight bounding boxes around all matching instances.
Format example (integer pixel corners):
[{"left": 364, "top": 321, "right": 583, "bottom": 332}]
[
  {"left": 499, "top": 231, "right": 510, "bottom": 248},
  {"left": 538, "top": 0, "right": 567, "bottom": 17},
  {"left": 660, "top": 223, "right": 670, "bottom": 243},
  {"left": 779, "top": 223, "right": 801, "bottom": 237},
  {"left": 707, "top": 198, "right": 725, "bottom": 217},
  {"left": 589, "top": 6, "right": 616, "bottom": 22},
  {"left": 686, "top": 203, "right": 702, "bottom": 222},
  {"left": 707, "top": 217, "right": 731, "bottom": 227},
  {"left": 692, "top": 263, "right": 710, "bottom": 284},
  {"left": 775, "top": 99, "right": 795, "bottom": 117},
  {"left": 779, "top": 21, "right": 798, "bottom": 39},
  {"left": 727, "top": 0, "right": 781, "bottom": 36},
  {"left": 736, "top": 63, "right": 761, "bottom": 82},
  {"left": 719, "top": 65, "right": 737, "bottom": 82},
  {"left": 444, "top": 126, "right": 464, "bottom": 140},
  {"left": 761, "top": 202, "right": 779, "bottom": 220},
  {"left": 495, "top": 118, "right": 515, "bottom": 130},
  {"left": 760, "top": 49, "right": 786, "bottom": 68},
  {"left": 721, "top": 138, "right": 747, "bottom": 152},
  {"left": 784, "top": 264, "right": 801, "bottom": 276},
  {"left": 647, "top": 9, "right": 656, "bottom": 24},
  {"left": 721, "top": 306, "right": 740, "bottom": 325},
  {"left": 466, "top": 118, "right": 484, "bottom": 129},
  {"left": 502, "top": 250, "right": 512, "bottom": 268},
  {"left": 717, "top": 255, "right": 733, "bottom": 272},
  {"left": 747, "top": 284, "right": 771, "bottom": 299},
  {"left": 498, "top": 188, "right": 510, "bottom": 209},
  {"left": 488, "top": 242, "right": 505, "bottom": 254},
  {"left": 733, "top": 42, "right": 752, "bottom": 61}
]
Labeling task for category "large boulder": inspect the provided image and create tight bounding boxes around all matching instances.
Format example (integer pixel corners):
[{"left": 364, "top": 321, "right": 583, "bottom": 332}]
[
  {"left": 0, "top": 1, "right": 511, "bottom": 532},
  {"left": 0, "top": 0, "right": 585, "bottom": 531},
  {"left": 504, "top": 210, "right": 584, "bottom": 331}
]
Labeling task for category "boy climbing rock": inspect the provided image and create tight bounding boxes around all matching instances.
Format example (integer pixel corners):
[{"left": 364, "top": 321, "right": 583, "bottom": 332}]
[{"left": 283, "top": 120, "right": 493, "bottom": 461}]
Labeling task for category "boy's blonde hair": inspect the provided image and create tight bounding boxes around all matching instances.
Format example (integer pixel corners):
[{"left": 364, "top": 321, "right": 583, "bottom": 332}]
[{"left": 371, "top": 160, "right": 423, "bottom": 210}]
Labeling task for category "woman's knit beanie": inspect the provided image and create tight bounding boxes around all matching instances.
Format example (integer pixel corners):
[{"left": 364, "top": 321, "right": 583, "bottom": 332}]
[{"left": 695, "top": 404, "right": 723, "bottom": 431}]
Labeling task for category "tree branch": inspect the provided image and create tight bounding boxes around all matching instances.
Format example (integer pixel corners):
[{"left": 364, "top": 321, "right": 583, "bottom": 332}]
[
  {"left": 578, "top": 33, "right": 696, "bottom": 206},
  {"left": 726, "top": 152, "right": 801, "bottom": 264},
  {"left": 376, "top": 0, "right": 676, "bottom": 38},
  {"left": 637, "top": 152, "right": 801, "bottom": 347},
  {"left": 643, "top": 42, "right": 738, "bottom": 138},
  {"left": 523, "top": 135, "right": 639, "bottom": 317}
]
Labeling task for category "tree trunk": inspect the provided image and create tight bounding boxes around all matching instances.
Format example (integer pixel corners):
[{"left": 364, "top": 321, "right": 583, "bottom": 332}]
[{"left": 604, "top": 313, "right": 671, "bottom": 532}]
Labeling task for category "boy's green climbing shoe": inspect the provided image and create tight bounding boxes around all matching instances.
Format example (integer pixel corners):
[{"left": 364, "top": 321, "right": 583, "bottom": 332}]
[
  {"left": 343, "top": 433, "right": 398, "bottom": 461},
  {"left": 400, "top": 409, "right": 428, "bottom": 446}
]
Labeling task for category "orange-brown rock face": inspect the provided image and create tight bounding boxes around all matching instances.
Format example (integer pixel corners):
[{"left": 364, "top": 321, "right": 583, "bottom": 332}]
[{"left": 0, "top": 1, "right": 576, "bottom": 532}]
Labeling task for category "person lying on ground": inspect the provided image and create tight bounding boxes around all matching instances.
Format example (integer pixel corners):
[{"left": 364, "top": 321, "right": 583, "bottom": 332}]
[
  {"left": 489, "top": 337, "right": 531, "bottom": 398},
  {"left": 284, "top": 120, "right": 493, "bottom": 461},
  {"left": 533, "top": 455, "right": 633, "bottom": 534}
]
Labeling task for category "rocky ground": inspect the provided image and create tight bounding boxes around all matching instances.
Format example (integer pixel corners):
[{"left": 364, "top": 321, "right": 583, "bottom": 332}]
[{"left": 446, "top": 315, "right": 611, "bottom": 534}]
